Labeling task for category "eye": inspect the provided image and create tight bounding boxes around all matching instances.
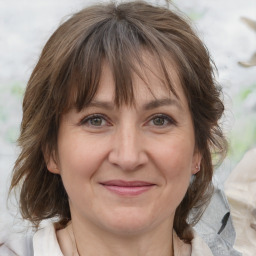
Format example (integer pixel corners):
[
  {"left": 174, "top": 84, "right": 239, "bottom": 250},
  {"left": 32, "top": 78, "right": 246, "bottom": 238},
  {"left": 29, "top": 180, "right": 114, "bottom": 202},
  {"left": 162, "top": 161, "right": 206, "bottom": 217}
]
[
  {"left": 80, "top": 114, "right": 110, "bottom": 127},
  {"left": 152, "top": 116, "right": 166, "bottom": 126},
  {"left": 148, "top": 114, "right": 176, "bottom": 127}
]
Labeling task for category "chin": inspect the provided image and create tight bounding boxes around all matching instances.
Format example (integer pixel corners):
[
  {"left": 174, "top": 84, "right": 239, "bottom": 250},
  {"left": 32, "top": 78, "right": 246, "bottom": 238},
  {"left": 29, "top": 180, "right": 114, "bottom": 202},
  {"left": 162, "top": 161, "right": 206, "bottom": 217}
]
[{"left": 98, "top": 208, "right": 161, "bottom": 236}]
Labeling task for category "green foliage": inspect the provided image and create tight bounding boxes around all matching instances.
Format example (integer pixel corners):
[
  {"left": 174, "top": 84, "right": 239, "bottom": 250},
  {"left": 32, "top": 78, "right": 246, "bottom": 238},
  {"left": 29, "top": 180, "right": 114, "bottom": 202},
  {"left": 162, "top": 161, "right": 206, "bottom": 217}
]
[
  {"left": 187, "top": 10, "right": 205, "bottom": 21},
  {"left": 5, "top": 126, "right": 19, "bottom": 143},
  {"left": 238, "top": 83, "right": 256, "bottom": 101},
  {"left": 0, "top": 107, "right": 7, "bottom": 122},
  {"left": 228, "top": 82, "right": 256, "bottom": 163},
  {"left": 11, "top": 82, "right": 25, "bottom": 97}
]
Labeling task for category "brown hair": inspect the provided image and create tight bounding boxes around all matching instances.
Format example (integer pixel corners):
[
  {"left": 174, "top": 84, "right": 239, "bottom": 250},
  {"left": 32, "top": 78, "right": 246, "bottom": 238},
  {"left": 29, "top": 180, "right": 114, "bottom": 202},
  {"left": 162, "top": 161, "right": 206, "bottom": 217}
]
[{"left": 10, "top": 1, "right": 227, "bottom": 242}]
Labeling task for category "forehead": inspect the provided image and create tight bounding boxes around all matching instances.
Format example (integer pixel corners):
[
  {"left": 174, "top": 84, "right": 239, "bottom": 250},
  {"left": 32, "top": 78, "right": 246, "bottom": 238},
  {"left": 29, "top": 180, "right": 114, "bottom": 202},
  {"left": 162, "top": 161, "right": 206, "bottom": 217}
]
[
  {"left": 93, "top": 55, "right": 188, "bottom": 110},
  {"left": 67, "top": 48, "right": 189, "bottom": 113}
]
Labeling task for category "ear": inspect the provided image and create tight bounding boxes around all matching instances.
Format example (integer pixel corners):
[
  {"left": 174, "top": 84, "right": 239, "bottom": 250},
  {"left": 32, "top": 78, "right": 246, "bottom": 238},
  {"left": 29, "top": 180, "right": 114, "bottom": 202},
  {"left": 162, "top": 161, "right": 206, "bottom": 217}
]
[
  {"left": 191, "top": 151, "right": 202, "bottom": 175},
  {"left": 43, "top": 147, "right": 60, "bottom": 174}
]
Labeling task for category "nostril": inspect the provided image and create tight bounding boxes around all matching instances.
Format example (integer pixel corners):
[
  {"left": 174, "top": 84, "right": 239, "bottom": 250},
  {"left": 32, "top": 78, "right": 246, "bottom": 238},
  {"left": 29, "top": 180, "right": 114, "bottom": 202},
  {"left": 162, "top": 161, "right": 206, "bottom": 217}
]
[
  {"left": 108, "top": 148, "right": 148, "bottom": 171},
  {"left": 108, "top": 129, "right": 148, "bottom": 170}
]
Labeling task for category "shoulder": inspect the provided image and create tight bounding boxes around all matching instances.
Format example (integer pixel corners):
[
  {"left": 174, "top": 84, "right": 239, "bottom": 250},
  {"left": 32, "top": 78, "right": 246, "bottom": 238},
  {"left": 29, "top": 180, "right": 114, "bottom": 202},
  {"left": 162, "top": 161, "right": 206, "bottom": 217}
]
[
  {"left": 0, "top": 226, "right": 33, "bottom": 256},
  {"left": 33, "top": 223, "right": 63, "bottom": 256},
  {"left": 191, "top": 232, "right": 213, "bottom": 256},
  {"left": 0, "top": 223, "right": 63, "bottom": 256},
  {"left": 173, "top": 230, "right": 213, "bottom": 256},
  {"left": 194, "top": 185, "right": 242, "bottom": 256}
]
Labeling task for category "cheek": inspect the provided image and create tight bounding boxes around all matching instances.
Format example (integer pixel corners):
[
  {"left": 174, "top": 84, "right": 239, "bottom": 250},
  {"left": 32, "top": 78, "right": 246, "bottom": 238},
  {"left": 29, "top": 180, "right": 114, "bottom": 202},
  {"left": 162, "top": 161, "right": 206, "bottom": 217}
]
[
  {"left": 57, "top": 135, "right": 107, "bottom": 181},
  {"left": 149, "top": 135, "right": 194, "bottom": 204},
  {"left": 56, "top": 135, "right": 109, "bottom": 208},
  {"left": 152, "top": 137, "right": 194, "bottom": 175}
]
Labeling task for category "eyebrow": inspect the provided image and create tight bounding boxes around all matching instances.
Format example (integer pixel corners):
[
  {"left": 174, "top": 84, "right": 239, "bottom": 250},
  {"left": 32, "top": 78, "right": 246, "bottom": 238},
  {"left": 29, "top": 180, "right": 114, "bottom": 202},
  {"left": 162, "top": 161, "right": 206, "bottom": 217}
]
[
  {"left": 143, "top": 98, "right": 182, "bottom": 111},
  {"left": 86, "top": 101, "right": 115, "bottom": 110},
  {"left": 86, "top": 98, "right": 182, "bottom": 111}
]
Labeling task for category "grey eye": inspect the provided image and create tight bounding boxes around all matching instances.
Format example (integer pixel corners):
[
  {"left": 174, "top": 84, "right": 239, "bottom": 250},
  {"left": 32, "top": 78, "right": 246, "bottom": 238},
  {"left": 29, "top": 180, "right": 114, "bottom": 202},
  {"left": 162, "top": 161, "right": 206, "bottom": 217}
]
[
  {"left": 80, "top": 114, "right": 110, "bottom": 128},
  {"left": 152, "top": 117, "right": 166, "bottom": 126},
  {"left": 89, "top": 117, "right": 103, "bottom": 126}
]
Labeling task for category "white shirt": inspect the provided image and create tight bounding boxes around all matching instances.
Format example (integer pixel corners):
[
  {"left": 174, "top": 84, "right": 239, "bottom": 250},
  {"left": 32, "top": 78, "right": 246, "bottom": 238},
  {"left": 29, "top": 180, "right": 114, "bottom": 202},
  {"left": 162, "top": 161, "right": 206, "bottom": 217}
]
[{"left": 0, "top": 223, "right": 213, "bottom": 256}]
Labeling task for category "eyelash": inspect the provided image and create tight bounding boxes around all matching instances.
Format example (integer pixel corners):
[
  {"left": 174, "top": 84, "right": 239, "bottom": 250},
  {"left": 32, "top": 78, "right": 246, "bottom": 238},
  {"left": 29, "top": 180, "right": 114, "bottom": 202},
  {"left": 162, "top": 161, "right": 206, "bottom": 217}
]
[
  {"left": 80, "top": 114, "right": 111, "bottom": 127},
  {"left": 79, "top": 113, "right": 177, "bottom": 128},
  {"left": 147, "top": 114, "right": 177, "bottom": 127}
]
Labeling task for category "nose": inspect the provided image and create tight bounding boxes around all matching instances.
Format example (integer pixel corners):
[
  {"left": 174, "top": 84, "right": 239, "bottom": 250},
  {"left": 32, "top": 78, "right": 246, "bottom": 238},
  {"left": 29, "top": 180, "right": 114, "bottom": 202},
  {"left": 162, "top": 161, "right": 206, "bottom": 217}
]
[{"left": 108, "top": 125, "right": 148, "bottom": 171}]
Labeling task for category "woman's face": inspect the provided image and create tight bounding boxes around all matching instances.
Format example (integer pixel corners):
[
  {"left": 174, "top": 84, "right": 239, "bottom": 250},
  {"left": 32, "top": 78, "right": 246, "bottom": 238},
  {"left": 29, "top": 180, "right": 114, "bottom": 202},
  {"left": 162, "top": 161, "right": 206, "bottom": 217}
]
[{"left": 48, "top": 59, "right": 201, "bottom": 236}]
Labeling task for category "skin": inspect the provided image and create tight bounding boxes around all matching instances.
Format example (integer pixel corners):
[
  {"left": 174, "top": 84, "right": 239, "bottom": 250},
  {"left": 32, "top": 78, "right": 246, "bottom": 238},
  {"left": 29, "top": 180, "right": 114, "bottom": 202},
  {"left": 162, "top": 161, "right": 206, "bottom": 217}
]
[{"left": 47, "top": 58, "right": 201, "bottom": 256}]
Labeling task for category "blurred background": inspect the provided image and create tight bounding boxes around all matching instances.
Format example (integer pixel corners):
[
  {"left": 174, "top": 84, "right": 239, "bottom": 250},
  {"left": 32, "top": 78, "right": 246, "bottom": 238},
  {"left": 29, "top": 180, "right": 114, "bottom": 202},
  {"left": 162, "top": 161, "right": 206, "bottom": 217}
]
[{"left": 0, "top": 0, "right": 255, "bottom": 230}]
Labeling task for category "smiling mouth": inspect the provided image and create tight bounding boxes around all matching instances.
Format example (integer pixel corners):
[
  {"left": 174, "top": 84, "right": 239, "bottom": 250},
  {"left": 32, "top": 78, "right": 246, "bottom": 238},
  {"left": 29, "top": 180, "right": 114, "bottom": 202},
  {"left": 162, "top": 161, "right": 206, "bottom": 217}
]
[{"left": 99, "top": 180, "right": 155, "bottom": 196}]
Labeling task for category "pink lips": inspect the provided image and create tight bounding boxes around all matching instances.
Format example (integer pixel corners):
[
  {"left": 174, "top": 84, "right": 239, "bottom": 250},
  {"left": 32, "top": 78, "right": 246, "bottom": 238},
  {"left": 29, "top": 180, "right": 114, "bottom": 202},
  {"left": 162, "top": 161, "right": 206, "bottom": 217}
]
[{"left": 100, "top": 180, "right": 155, "bottom": 196}]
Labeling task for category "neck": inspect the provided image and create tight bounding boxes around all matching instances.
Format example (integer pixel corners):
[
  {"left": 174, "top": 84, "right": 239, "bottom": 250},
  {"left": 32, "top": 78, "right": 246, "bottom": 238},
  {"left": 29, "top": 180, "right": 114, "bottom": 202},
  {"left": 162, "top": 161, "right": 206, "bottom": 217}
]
[{"left": 69, "top": 218, "right": 174, "bottom": 256}]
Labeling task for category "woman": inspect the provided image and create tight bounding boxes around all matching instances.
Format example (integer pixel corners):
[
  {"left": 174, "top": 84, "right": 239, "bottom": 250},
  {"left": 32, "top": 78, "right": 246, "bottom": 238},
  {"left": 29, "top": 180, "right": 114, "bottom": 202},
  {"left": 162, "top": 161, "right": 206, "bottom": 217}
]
[{"left": 5, "top": 1, "right": 227, "bottom": 255}]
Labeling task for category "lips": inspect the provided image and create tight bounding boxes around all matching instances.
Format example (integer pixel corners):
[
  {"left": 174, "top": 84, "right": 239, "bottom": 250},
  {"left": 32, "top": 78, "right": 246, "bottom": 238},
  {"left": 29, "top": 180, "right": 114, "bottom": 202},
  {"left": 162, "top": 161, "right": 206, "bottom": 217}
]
[{"left": 99, "top": 180, "right": 155, "bottom": 196}]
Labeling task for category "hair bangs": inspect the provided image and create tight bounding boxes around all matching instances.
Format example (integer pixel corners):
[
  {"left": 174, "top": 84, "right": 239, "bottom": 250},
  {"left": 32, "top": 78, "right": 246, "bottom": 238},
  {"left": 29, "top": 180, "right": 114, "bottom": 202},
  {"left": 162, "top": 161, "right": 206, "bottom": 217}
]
[{"left": 65, "top": 12, "right": 179, "bottom": 112}]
